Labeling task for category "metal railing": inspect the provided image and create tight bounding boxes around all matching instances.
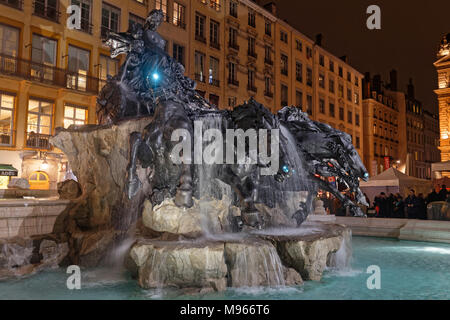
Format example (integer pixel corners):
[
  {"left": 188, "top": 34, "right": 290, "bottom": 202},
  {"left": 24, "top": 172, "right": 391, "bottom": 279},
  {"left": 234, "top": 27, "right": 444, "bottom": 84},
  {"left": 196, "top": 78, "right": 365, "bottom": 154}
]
[
  {"left": 195, "top": 34, "right": 207, "bottom": 43},
  {"left": 209, "top": 78, "right": 220, "bottom": 87},
  {"left": 248, "top": 50, "right": 257, "bottom": 59},
  {"left": 264, "top": 91, "right": 273, "bottom": 98},
  {"left": 264, "top": 58, "right": 273, "bottom": 66},
  {"left": 33, "top": 0, "right": 60, "bottom": 23},
  {"left": 247, "top": 84, "right": 257, "bottom": 93},
  {"left": 0, "top": 130, "right": 13, "bottom": 146},
  {"left": 210, "top": 41, "right": 220, "bottom": 50},
  {"left": 195, "top": 73, "right": 205, "bottom": 83},
  {"left": 0, "top": 53, "right": 101, "bottom": 95},
  {"left": 228, "top": 78, "right": 239, "bottom": 86},
  {"left": 0, "top": 0, "right": 23, "bottom": 10},
  {"left": 172, "top": 17, "right": 186, "bottom": 29},
  {"left": 26, "top": 132, "right": 51, "bottom": 149},
  {"left": 228, "top": 42, "right": 239, "bottom": 51}
]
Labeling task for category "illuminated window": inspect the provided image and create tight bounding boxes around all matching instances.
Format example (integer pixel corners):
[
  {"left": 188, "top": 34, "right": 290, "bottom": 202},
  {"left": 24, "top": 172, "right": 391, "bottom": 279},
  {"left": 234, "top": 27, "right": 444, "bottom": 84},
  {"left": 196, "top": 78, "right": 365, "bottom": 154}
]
[
  {"left": 101, "top": 3, "right": 120, "bottom": 39},
  {"left": 27, "top": 98, "right": 53, "bottom": 149},
  {"left": 64, "top": 104, "right": 87, "bottom": 128},
  {"left": 0, "top": 92, "right": 15, "bottom": 146},
  {"left": 67, "top": 45, "right": 90, "bottom": 91},
  {"left": 155, "top": 0, "right": 168, "bottom": 20},
  {"left": 173, "top": 2, "right": 186, "bottom": 28}
]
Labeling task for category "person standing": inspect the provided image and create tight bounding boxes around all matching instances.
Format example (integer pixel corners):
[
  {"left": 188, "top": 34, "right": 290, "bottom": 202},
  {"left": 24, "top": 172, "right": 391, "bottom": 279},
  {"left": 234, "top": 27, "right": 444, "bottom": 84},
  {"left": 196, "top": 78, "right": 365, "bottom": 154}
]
[
  {"left": 417, "top": 193, "right": 427, "bottom": 220},
  {"left": 405, "top": 189, "right": 419, "bottom": 219},
  {"left": 426, "top": 188, "right": 439, "bottom": 204},
  {"left": 393, "top": 194, "right": 405, "bottom": 218},
  {"left": 438, "top": 185, "right": 448, "bottom": 201}
]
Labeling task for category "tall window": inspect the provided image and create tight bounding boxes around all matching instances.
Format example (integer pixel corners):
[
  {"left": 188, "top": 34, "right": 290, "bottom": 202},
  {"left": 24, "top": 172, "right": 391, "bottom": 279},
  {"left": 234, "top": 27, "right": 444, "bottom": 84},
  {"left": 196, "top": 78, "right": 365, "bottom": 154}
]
[
  {"left": 296, "top": 40, "right": 302, "bottom": 52},
  {"left": 329, "top": 61, "right": 334, "bottom": 72},
  {"left": 195, "top": 13, "right": 206, "bottom": 42},
  {"left": 265, "top": 77, "right": 272, "bottom": 95},
  {"left": 71, "top": 0, "right": 92, "bottom": 33},
  {"left": 248, "top": 69, "right": 255, "bottom": 91},
  {"left": 209, "top": 56, "right": 219, "bottom": 86},
  {"left": 210, "top": 20, "right": 220, "bottom": 49},
  {"left": 280, "top": 30, "right": 288, "bottom": 43},
  {"left": 329, "top": 103, "right": 335, "bottom": 117},
  {"left": 329, "top": 78, "right": 335, "bottom": 93},
  {"left": 281, "top": 84, "right": 288, "bottom": 106},
  {"left": 347, "top": 88, "right": 352, "bottom": 101},
  {"left": 306, "top": 95, "right": 312, "bottom": 115},
  {"left": 34, "top": 0, "right": 59, "bottom": 22},
  {"left": 101, "top": 3, "right": 120, "bottom": 39},
  {"left": 355, "top": 113, "right": 360, "bottom": 126},
  {"left": 64, "top": 104, "right": 87, "bottom": 128},
  {"left": 0, "top": 92, "right": 15, "bottom": 146},
  {"left": 27, "top": 98, "right": 53, "bottom": 148},
  {"left": 306, "top": 67, "right": 312, "bottom": 86},
  {"left": 281, "top": 54, "right": 288, "bottom": 76},
  {"left": 99, "top": 54, "right": 118, "bottom": 89},
  {"left": 31, "top": 34, "right": 57, "bottom": 81},
  {"left": 155, "top": 0, "right": 168, "bottom": 20},
  {"left": 173, "top": 43, "right": 185, "bottom": 66},
  {"left": 229, "top": 28, "right": 238, "bottom": 48},
  {"left": 296, "top": 90, "right": 302, "bottom": 109},
  {"left": 319, "top": 73, "right": 325, "bottom": 89},
  {"left": 319, "top": 99, "right": 325, "bottom": 114},
  {"left": 228, "top": 61, "right": 237, "bottom": 84},
  {"left": 347, "top": 110, "right": 353, "bottom": 124},
  {"left": 265, "top": 21, "right": 271, "bottom": 36},
  {"left": 194, "top": 51, "right": 205, "bottom": 82},
  {"left": 295, "top": 61, "right": 302, "bottom": 82},
  {"left": 339, "top": 106, "right": 344, "bottom": 120},
  {"left": 319, "top": 54, "right": 324, "bottom": 66},
  {"left": 354, "top": 92, "right": 359, "bottom": 105},
  {"left": 265, "top": 45, "right": 272, "bottom": 63},
  {"left": 129, "top": 13, "right": 145, "bottom": 29},
  {"left": 248, "top": 10, "right": 255, "bottom": 27},
  {"left": 338, "top": 84, "right": 344, "bottom": 98},
  {"left": 67, "top": 45, "right": 90, "bottom": 91},
  {"left": 229, "top": 1, "right": 238, "bottom": 17},
  {"left": 0, "top": 24, "right": 19, "bottom": 72},
  {"left": 173, "top": 2, "right": 186, "bottom": 28},
  {"left": 248, "top": 37, "right": 256, "bottom": 57},
  {"left": 210, "top": 0, "right": 220, "bottom": 11}
]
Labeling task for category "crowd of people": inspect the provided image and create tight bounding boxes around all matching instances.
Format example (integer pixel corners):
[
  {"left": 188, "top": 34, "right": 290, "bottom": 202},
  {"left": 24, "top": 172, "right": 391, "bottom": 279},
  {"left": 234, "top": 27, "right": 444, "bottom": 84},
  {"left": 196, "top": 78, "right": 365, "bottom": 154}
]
[{"left": 371, "top": 185, "right": 449, "bottom": 219}]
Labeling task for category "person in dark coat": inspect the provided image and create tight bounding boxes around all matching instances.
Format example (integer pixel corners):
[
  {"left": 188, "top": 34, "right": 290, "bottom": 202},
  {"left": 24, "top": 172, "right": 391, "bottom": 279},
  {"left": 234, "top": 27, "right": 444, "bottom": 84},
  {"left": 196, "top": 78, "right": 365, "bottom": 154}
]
[
  {"left": 393, "top": 194, "right": 405, "bottom": 218},
  {"left": 438, "top": 185, "right": 448, "bottom": 201},
  {"left": 374, "top": 192, "right": 388, "bottom": 217},
  {"left": 426, "top": 188, "right": 439, "bottom": 204},
  {"left": 417, "top": 193, "right": 427, "bottom": 220},
  {"left": 386, "top": 193, "right": 395, "bottom": 218},
  {"left": 405, "top": 189, "right": 420, "bottom": 219}
]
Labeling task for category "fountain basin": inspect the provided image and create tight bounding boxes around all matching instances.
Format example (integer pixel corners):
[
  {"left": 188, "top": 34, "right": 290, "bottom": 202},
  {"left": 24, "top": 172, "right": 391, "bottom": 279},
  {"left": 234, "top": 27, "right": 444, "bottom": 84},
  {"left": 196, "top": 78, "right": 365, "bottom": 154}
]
[{"left": 125, "top": 223, "right": 350, "bottom": 292}]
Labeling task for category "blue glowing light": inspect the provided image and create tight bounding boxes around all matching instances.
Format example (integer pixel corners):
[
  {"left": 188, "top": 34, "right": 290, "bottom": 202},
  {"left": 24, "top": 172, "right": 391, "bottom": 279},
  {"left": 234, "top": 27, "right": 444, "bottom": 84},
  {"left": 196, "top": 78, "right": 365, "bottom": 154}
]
[
  {"left": 282, "top": 165, "right": 290, "bottom": 173},
  {"left": 364, "top": 172, "right": 369, "bottom": 178},
  {"left": 152, "top": 72, "right": 160, "bottom": 81}
]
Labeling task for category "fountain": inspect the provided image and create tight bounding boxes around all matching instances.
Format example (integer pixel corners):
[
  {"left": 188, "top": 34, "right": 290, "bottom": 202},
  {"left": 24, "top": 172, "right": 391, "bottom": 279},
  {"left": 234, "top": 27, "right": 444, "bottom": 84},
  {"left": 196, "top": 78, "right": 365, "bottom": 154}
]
[{"left": 0, "top": 10, "right": 369, "bottom": 293}]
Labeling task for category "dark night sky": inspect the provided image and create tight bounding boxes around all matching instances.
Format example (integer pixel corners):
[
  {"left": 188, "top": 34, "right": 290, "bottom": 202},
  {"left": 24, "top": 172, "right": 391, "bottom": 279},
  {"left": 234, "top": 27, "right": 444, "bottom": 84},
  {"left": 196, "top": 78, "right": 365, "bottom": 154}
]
[{"left": 275, "top": 0, "right": 450, "bottom": 113}]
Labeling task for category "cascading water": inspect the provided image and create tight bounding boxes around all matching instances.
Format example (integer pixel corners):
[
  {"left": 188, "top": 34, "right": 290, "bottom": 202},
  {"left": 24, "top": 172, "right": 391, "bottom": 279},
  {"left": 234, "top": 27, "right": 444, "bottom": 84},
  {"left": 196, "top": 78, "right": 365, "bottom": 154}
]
[{"left": 327, "top": 230, "right": 353, "bottom": 271}]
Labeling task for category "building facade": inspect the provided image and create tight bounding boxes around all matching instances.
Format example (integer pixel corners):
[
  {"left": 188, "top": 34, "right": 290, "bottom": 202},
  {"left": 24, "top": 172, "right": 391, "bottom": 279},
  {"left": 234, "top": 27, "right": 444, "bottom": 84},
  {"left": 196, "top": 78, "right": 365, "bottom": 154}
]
[
  {"left": 363, "top": 70, "right": 440, "bottom": 180},
  {"left": 362, "top": 74, "right": 400, "bottom": 177},
  {"left": 435, "top": 33, "right": 450, "bottom": 162},
  {"left": 0, "top": 0, "right": 365, "bottom": 189}
]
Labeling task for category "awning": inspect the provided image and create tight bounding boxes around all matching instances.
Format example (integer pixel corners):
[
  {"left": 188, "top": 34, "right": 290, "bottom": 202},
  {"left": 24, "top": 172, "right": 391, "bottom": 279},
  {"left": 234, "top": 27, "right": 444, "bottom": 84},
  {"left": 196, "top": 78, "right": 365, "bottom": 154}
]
[{"left": 0, "top": 164, "right": 18, "bottom": 177}]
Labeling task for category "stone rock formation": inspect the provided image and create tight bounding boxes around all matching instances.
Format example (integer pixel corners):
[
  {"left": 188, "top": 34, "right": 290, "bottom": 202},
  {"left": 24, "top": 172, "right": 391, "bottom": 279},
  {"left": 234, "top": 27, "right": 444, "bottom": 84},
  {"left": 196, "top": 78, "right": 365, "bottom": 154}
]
[
  {"left": 7, "top": 178, "right": 30, "bottom": 190},
  {"left": 57, "top": 179, "right": 82, "bottom": 200}
]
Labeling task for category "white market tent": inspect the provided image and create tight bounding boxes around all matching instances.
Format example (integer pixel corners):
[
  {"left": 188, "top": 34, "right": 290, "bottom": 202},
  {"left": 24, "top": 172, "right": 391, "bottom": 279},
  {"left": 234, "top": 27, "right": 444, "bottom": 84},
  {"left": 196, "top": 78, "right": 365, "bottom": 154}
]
[{"left": 360, "top": 167, "right": 432, "bottom": 203}]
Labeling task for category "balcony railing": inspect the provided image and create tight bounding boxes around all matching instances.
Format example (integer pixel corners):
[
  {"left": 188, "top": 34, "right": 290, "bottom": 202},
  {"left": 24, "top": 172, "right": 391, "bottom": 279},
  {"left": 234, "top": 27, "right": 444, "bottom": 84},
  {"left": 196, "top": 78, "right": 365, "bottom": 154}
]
[
  {"left": 228, "top": 42, "right": 239, "bottom": 51},
  {"left": 101, "top": 26, "right": 119, "bottom": 40},
  {"left": 79, "top": 16, "right": 93, "bottom": 34},
  {"left": 264, "top": 91, "right": 273, "bottom": 98},
  {"left": 210, "top": 41, "right": 220, "bottom": 50},
  {"left": 247, "top": 84, "right": 257, "bottom": 93},
  {"left": 248, "top": 51, "right": 258, "bottom": 59},
  {"left": 195, "top": 73, "right": 205, "bottom": 83},
  {"left": 26, "top": 132, "right": 51, "bottom": 150},
  {"left": 264, "top": 58, "right": 273, "bottom": 66},
  {"left": 33, "top": 0, "right": 60, "bottom": 23},
  {"left": 195, "top": 34, "right": 207, "bottom": 44},
  {"left": 0, "top": 130, "right": 13, "bottom": 146},
  {"left": 0, "top": 0, "right": 23, "bottom": 10},
  {"left": 228, "top": 78, "right": 239, "bottom": 86},
  {"left": 209, "top": 78, "right": 220, "bottom": 87},
  {"left": 0, "top": 53, "right": 101, "bottom": 95},
  {"left": 173, "top": 17, "right": 186, "bottom": 29}
]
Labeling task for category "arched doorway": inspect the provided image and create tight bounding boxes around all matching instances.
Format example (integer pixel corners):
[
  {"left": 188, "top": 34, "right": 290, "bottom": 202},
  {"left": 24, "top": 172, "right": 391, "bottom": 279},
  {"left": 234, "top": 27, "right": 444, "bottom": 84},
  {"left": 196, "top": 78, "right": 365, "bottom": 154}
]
[{"left": 28, "top": 171, "right": 50, "bottom": 190}]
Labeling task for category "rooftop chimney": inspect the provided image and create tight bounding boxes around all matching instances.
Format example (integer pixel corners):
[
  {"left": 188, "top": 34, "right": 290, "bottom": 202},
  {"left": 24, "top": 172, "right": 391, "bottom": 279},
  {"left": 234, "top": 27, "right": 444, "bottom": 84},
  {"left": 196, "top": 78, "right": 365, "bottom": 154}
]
[
  {"left": 407, "top": 78, "right": 415, "bottom": 98},
  {"left": 263, "top": 2, "right": 277, "bottom": 16},
  {"left": 373, "top": 74, "right": 382, "bottom": 93},
  {"left": 389, "top": 69, "right": 398, "bottom": 91},
  {"left": 315, "top": 34, "right": 323, "bottom": 46},
  {"left": 340, "top": 55, "right": 348, "bottom": 63}
]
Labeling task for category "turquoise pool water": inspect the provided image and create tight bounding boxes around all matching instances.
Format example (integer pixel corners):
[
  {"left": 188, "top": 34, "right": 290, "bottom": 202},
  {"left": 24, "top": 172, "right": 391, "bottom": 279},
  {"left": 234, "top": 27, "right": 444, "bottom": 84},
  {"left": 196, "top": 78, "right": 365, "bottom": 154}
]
[{"left": 0, "top": 237, "right": 449, "bottom": 300}]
